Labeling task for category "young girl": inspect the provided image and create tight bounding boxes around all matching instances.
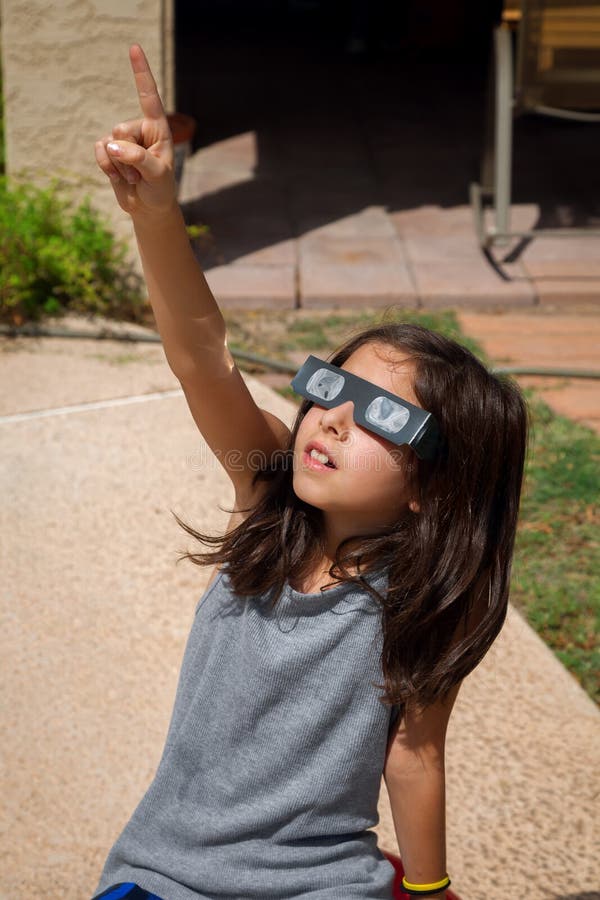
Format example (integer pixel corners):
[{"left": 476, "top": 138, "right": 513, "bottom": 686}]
[{"left": 91, "top": 45, "right": 529, "bottom": 900}]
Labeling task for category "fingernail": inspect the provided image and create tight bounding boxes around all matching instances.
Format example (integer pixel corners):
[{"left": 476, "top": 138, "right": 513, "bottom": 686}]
[
  {"left": 108, "top": 172, "right": 121, "bottom": 181},
  {"left": 107, "top": 142, "right": 120, "bottom": 155}
]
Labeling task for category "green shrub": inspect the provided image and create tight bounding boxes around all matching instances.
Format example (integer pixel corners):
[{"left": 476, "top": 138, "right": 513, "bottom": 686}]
[{"left": 0, "top": 175, "right": 146, "bottom": 325}]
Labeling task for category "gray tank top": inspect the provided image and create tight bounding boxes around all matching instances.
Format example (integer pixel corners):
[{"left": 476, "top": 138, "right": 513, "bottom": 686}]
[{"left": 93, "top": 565, "right": 400, "bottom": 900}]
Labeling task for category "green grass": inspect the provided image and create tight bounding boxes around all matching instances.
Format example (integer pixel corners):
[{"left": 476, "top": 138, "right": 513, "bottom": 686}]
[
  {"left": 279, "top": 307, "right": 483, "bottom": 357},
  {"left": 222, "top": 306, "right": 484, "bottom": 368},
  {"left": 223, "top": 306, "right": 599, "bottom": 705},
  {"left": 511, "top": 390, "right": 599, "bottom": 701}
]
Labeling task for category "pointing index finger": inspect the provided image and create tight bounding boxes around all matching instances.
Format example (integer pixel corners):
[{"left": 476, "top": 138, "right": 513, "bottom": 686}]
[{"left": 129, "top": 43, "right": 168, "bottom": 126}]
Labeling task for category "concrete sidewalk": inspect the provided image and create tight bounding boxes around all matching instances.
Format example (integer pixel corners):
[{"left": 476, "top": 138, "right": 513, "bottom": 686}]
[{"left": 1, "top": 314, "right": 598, "bottom": 900}]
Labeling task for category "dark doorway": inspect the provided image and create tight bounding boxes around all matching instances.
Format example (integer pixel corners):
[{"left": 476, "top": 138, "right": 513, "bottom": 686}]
[{"left": 175, "top": 0, "right": 500, "bottom": 156}]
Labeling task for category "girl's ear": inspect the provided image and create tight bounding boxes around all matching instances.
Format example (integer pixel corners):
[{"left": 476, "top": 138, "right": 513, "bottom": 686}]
[{"left": 409, "top": 498, "right": 420, "bottom": 514}]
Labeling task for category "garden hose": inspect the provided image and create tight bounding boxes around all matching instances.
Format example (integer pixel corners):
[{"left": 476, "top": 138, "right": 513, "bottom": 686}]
[
  {"left": 0, "top": 322, "right": 599, "bottom": 380},
  {"left": 0, "top": 322, "right": 296, "bottom": 374},
  {"left": 491, "top": 366, "right": 600, "bottom": 378}
]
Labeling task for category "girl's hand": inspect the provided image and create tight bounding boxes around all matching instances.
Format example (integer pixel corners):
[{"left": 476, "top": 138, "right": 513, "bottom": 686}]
[{"left": 94, "top": 43, "right": 177, "bottom": 219}]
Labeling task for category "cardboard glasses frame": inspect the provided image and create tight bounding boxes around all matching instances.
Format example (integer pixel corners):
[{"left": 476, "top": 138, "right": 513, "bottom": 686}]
[{"left": 290, "top": 355, "right": 441, "bottom": 461}]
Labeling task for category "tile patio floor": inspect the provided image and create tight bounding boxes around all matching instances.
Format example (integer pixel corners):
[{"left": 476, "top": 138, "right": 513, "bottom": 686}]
[{"left": 176, "top": 33, "right": 600, "bottom": 311}]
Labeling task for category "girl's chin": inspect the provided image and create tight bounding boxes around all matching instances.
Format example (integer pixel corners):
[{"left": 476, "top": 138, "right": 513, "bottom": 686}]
[
  {"left": 292, "top": 475, "right": 328, "bottom": 506},
  {"left": 292, "top": 479, "right": 351, "bottom": 515}
]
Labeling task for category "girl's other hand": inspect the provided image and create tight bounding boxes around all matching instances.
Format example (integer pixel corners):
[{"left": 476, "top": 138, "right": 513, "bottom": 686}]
[{"left": 94, "top": 43, "right": 177, "bottom": 219}]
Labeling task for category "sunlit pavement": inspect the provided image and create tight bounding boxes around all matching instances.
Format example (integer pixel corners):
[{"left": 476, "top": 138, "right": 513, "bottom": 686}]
[{"left": 1, "top": 314, "right": 599, "bottom": 898}]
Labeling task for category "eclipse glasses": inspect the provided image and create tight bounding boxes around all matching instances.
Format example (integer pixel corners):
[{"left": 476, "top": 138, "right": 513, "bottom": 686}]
[{"left": 290, "top": 355, "right": 440, "bottom": 461}]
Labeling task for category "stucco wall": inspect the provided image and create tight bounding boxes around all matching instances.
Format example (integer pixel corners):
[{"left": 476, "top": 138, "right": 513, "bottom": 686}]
[{"left": 1, "top": 0, "right": 174, "bottom": 260}]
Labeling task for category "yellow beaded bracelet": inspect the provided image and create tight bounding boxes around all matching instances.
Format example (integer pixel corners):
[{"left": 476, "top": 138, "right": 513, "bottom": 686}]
[{"left": 401, "top": 873, "right": 451, "bottom": 896}]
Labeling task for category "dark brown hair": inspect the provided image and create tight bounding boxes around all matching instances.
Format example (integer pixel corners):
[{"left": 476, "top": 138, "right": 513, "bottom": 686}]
[{"left": 172, "top": 322, "right": 530, "bottom": 725}]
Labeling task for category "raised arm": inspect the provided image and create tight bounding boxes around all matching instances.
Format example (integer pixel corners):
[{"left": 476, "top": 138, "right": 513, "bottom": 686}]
[{"left": 94, "top": 45, "right": 291, "bottom": 497}]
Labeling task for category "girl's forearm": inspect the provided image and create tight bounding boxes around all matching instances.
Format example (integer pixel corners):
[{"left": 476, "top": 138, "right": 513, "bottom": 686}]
[
  {"left": 385, "top": 766, "right": 448, "bottom": 899},
  {"left": 132, "top": 204, "right": 228, "bottom": 379}
]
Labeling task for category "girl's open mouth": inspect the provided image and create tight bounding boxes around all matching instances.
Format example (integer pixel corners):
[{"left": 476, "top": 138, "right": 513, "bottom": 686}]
[{"left": 302, "top": 449, "right": 337, "bottom": 472}]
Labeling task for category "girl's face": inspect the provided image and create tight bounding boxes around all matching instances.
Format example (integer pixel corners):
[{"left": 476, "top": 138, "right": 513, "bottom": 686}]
[{"left": 292, "top": 342, "right": 421, "bottom": 548}]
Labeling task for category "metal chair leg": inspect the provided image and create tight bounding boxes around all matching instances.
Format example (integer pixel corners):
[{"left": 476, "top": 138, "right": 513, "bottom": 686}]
[
  {"left": 480, "top": 31, "right": 496, "bottom": 193},
  {"left": 494, "top": 23, "right": 514, "bottom": 247}
]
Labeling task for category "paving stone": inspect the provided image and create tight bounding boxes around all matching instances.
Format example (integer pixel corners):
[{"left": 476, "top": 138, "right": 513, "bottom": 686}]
[
  {"left": 382, "top": 178, "right": 471, "bottom": 210},
  {"left": 400, "top": 209, "right": 543, "bottom": 265},
  {"left": 287, "top": 168, "right": 378, "bottom": 192},
  {"left": 189, "top": 209, "right": 292, "bottom": 244},
  {"left": 275, "top": 159, "right": 377, "bottom": 181},
  {"left": 281, "top": 132, "right": 366, "bottom": 152},
  {"left": 520, "top": 379, "right": 600, "bottom": 433},
  {"left": 202, "top": 264, "right": 296, "bottom": 309},
  {"left": 182, "top": 183, "right": 288, "bottom": 222},
  {"left": 459, "top": 312, "right": 600, "bottom": 366},
  {"left": 373, "top": 150, "right": 472, "bottom": 187},
  {"left": 295, "top": 206, "right": 397, "bottom": 240},
  {"left": 413, "top": 259, "right": 536, "bottom": 308},
  {"left": 194, "top": 234, "right": 296, "bottom": 268},
  {"left": 391, "top": 203, "right": 541, "bottom": 240},
  {"left": 404, "top": 234, "right": 486, "bottom": 262},
  {"left": 290, "top": 189, "right": 379, "bottom": 222},
  {"left": 457, "top": 311, "right": 600, "bottom": 435},
  {"left": 519, "top": 237, "right": 600, "bottom": 262},
  {"left": 180, "top": 165, "right": 253, "bottom": 196},
  {"left": 188, "top": 208, "right": 296, "bottom": 268},
  {"left": 299, "top": 233, "right": 410, "bottom": 264},
  {"left": 180, "top": 167, "right": 284, "bottom": 205},
  {"left": 228, "top": 238, "right": 296, "bottom": 267},
  {"left": 519, "top": 255, "right": 600, "bottom": 306},
  {"left": 283, "top": 150, "right": 370, "bottom": 171},
  {"left": 389, "top": 204, "right": 477, "bottom": 237},
  {"left": 185, "top": 131, "right": 261, "bottom": 171},
  {"left": 529, "top": 278, "right": 600, "bottom": 307},
  {"left": 520, "top": 254, "right": 600, "bottom": 275},
  {"left": 280, "top": 146, "right": 369, "bottom": 171},
  {"left": 298, "top": 235, "right": 417, "bottom": 307}
]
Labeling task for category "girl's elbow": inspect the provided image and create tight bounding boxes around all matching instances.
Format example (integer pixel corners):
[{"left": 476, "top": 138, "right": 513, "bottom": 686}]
[{"left": 384, "top": 745, "right": 446, "bottom": 786}]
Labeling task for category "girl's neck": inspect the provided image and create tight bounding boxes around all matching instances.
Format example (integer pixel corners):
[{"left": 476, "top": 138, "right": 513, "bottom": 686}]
[
  {"left": 290, "top": 553, "right": 363, "bottom": 594},
  {"left": 290, "top": 572, "right": 337, "bottom": 594}
]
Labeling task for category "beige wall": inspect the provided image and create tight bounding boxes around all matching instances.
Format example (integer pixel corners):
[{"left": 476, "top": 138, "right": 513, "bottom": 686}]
[{"left": 1, "top": 0, "right": 174, "bottom": 256}]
